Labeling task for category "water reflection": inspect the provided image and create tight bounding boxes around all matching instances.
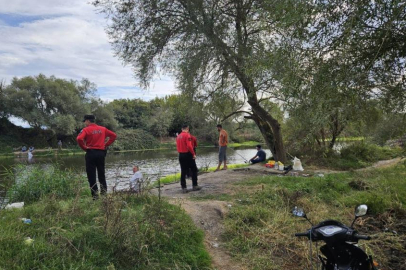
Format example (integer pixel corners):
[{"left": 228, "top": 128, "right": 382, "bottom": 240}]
[{"left": 0, "top": 147, "right": 271, "bottom": 192}]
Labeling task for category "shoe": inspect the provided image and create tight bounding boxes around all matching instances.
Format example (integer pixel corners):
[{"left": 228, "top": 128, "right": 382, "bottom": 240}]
[
  {"left": 182, "top": 188, "right": 188, "bottom": 194},
  {"left": 192, "top": 186, "right": 202, "bottom": 191}
]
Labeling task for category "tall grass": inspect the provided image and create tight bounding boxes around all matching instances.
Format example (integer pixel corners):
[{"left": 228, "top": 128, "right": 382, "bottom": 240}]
[
  {"left": 6, "top": 164, "right": 86, "bottom": 204},
  {"left": 0, "top": 165, "right": 212, "bottom": 270},
  {"left": 222, "top": 162, "right": 406, "bottom": 269},
  {"left": 0, "top": 195, "right": 211, "bottom": 270},
  {"left": 311, "top": 142, "right": 403, "bottom": 170}
]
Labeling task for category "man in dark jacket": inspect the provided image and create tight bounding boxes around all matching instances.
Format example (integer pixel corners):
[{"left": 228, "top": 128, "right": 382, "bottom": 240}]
[{"left": 249, "top": 145, "right": 266, "bottom": 164}]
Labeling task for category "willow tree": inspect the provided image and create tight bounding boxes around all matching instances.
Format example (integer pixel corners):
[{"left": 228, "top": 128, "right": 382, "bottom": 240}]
[
  {"left": 93, "top": 0, "right": 310, "bottom": 162},
  {"left": 308, "top": 0, "right": 406, "bottom": 113}
]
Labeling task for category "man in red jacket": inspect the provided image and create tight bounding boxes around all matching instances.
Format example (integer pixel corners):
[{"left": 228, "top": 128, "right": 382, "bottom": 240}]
[
  {"left": 176, "top": 124, "right": 201, "bottom": 193},
  {"left": 77, "top": 115, "right": 117, "bottom": 198}
]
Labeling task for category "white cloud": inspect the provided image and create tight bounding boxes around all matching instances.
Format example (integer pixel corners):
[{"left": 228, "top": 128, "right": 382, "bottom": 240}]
[
  {"left": 0, "top": 0, "right": 97, "bottom": 17},
  {"left": 0, "top": 0, "right": 177, "bottom": 101}
]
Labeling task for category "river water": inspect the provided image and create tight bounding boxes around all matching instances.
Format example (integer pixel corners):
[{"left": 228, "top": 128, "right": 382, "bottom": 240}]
[{"left": 0, "top": 146, "right": 271, "bottom": 193}]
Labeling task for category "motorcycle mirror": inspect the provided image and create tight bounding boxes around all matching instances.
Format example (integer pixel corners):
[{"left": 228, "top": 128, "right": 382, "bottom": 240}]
[
  {"left": 355, "top": 204, "right": 368, "bottom": 217},
  {"left": 292, "top": 206, "right": 306, "bottom": 218}
]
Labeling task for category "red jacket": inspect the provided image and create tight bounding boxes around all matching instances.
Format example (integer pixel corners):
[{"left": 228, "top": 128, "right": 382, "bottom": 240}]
[
  {"left": 191, "top": 135, "right": 197, "bottom": 149},
  {"left": 176, "top": 131, "right": 195, "bottom": 156},
  {"left": 76, "top": 123, "right": 117, "bottom": 151}
]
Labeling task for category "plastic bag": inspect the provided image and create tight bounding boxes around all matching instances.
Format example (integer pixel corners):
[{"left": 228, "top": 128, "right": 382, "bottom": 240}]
[
  {"left": 5, "top": 202, "right": 24, "bottom": 210},
  {"left": 292, "top": 157, "right": 304, "bottom": 171}
]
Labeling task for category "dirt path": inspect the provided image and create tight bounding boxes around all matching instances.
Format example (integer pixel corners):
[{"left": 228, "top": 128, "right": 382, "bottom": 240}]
[
  {"left": 153, "top": 158, "right": 405, "bottom": 270},
  {"left": 153, "top": 168, "right": 261, "bottom": 270}
]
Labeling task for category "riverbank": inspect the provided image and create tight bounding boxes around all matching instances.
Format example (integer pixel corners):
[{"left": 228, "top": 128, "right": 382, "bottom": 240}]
[
  {"left": 2, "top": 155, "right": 405, "bottom": 269},
  {"left": 158, "top": 164, "right": 250, "bottom": 186},
  {"left": 154, "top": 158, "right": 406, "bottom": 270}
]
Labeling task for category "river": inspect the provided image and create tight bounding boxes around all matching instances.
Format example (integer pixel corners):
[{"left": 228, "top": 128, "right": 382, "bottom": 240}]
[{"left": 0, "top": 146, "right": 271, "bottom": 194}]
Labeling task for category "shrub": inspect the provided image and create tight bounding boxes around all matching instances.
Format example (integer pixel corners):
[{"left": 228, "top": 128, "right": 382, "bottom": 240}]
[
  {"left": 111, "top": 129, "right": 159, "bottom": 151},
  {"left": 6, "top": 164, "right": 86, "bottom": 204},
  {"left": 340, "top": 141, "right": 401, "bottom": 163}
]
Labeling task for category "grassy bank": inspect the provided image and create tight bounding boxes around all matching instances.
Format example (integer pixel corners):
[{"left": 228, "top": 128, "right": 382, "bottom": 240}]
[
  {"left": 302, "top": 142, "right": 404, "bottom": 170},
  {"left": 0, "top": 165, "right": 211, "bottom": 270},
  {"left": 158, "top": 164, "right": 249, "bottom": 186},
  {"left": 219, "top": 161, "right": 406, "bottom": 269}
]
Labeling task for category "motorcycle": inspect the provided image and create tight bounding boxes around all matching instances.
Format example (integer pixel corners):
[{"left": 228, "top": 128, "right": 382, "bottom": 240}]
[{"left": 292, "top": 204, "right": 379, "bottom": 270}]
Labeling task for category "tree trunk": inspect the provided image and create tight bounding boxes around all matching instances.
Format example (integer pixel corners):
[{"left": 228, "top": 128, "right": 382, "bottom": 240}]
[
  {"left": 245, "top": 114, "right": 276, "bottom": 158},
  {"left": 329, "top": 111, "right": 345, "bottom": 149},
  {"left": 248, "top": 100, "right": 287, "bottom": 163}
]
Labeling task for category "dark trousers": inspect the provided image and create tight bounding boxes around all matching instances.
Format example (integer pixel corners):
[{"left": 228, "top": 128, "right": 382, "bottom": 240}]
[
  {"left": 251, "top": 159, "right": 264, "bottom": 164},
  {"left": 85, "top": 149, "right": 107, "bottom": 197},
  {"left": 179, "top": 152, "right": 198, "bottom": 188}
]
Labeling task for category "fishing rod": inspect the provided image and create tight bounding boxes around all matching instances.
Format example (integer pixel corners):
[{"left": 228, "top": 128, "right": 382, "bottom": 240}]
[{"left": 227, "top": 146, "right": 249, "bottom": 163}]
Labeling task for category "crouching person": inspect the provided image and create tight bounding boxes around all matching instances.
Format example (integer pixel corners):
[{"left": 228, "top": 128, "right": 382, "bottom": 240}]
[
  {"left": 130, "top": 166, "right": 143, "bottom": 193},
  {"left": 249, "top": 145, "right": 266, "bottom": 164}
]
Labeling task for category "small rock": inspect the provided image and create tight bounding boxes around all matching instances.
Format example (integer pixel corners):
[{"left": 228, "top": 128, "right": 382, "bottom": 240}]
[{"left": 212, "top": 242, "right": 219, "bottom": 248}]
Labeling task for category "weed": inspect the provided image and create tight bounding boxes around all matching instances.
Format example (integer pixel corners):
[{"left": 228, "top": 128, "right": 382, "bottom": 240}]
[
  {"left": 222, "top": 163, "right": 406, "bottom": 269},
  {"left": 0, "top": 166, "right": 212, "bottom": 270}
]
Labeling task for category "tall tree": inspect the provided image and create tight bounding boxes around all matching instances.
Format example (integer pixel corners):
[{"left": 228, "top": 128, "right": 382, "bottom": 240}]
[
  {"left": 3, "top": 74, "right": 116, "bottom": 135},
  {"left": 93, "top": 0, "right": 310, "bottom": 162}
]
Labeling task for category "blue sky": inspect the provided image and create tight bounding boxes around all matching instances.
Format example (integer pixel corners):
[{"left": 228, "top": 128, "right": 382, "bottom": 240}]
[{"left": 0, "top": 0, "right": 177, "bottom": 104}]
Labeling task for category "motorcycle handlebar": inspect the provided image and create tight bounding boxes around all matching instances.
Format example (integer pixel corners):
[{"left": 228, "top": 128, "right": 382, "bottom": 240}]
[
  {"left": 295, "top": 232, "right": 309, "bottom": 237},
  {"left": 353, "top": 234, "right": 371, "bottom": 241}
]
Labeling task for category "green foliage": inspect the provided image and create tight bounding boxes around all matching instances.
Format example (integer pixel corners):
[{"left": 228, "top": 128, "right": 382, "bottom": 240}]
[
  {"left": 2, "top": 75, "right": 117, "bottom": 136},
  {"left": 111, "top": 129, "right": 159, "bottom": 151},
  {"left": 371, "top": 113, "right": 406, "bottom": 146},
  {"left": 0, "top": 194, "right": 211, "bottom": 270},
  {"left": 302, "top": 142, "right": 403, "bottom": 170},
  {"left": 1, "top": 165, "right": 211, "bottom": 269},
  {"left": 93, "top": 0, "right": 295, "bottom": 162},
  {"left": 340, "top": 142, "right": 402, "bottom": 164},
  {"left": 6, "top": 165, "right": 86, "bottom": 204},
  {"left": 108, "top": 98, "right": 151, "bottom": 129},
  {"left": 0, "top": 118, "right": 55, "bottom": 152}
]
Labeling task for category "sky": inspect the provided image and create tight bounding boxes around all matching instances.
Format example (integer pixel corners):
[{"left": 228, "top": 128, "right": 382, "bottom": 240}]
[{"left": 0, "top": 0, "right": 177, "bottom": 104}]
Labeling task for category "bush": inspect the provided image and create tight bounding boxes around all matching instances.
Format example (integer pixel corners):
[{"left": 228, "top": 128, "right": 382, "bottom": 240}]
[
  {"left": 111, "top": 129, "right": 159, "bottom": 151},
  {"left": 6, "top": 164, "right": 86, "bottom": 204},
  {"left": 340, "top": 141, "right": 401, "bottom": 163}
]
